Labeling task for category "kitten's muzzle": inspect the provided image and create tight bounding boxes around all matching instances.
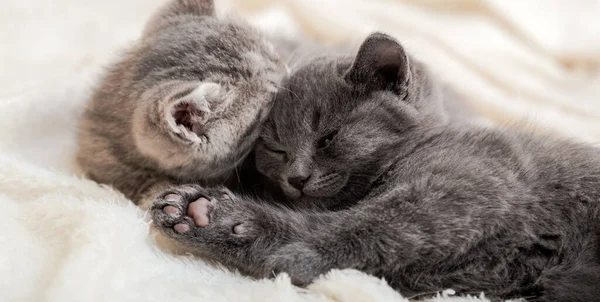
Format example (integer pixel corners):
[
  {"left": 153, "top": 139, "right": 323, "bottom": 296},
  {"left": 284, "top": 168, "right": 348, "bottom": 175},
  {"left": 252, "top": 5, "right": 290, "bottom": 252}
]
[
  {"left": 288, "top": 175, "right": 310, "bottom": 191},
  {"left": 302, "top": 172, "right": 345, "bottom": 198}
]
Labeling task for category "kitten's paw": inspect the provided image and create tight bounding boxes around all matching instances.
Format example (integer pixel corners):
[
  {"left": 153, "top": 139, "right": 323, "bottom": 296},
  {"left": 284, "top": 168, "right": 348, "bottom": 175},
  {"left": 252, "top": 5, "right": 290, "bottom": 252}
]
[
  {"left": 151, "top": 185, "right": 254, "bottom": 243},
  {"left": 151, "top": 185, "right": 204, "bottom": 234}
]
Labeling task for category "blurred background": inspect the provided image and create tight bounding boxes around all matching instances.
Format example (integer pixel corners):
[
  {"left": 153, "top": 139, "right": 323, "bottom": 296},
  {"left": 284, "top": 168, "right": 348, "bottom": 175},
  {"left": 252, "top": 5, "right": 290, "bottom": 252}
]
[{"left": 1, "top": 0, "right": 599, "bottom": 145}]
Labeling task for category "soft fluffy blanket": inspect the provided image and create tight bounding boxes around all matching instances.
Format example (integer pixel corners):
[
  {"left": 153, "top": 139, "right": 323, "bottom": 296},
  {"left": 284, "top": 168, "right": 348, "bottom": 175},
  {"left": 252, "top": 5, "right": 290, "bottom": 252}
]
[{"left": 1, "top": 0, "right": 599, "bottom": 301}]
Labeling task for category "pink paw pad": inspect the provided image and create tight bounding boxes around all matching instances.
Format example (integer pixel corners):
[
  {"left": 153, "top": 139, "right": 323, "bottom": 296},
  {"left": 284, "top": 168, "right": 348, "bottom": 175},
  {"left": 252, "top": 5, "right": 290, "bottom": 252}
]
[
  {"left": 174, "top": 223, "right": 190, "bottom": 233},
  {"left": 187, "top": 197, "right": 210, "bottom": 226},
  {"left": 163, "top": 206, "right": 179, "bottom": 216},
  {"left": 233, "top": 223, "right": 246, "bottom": 234},
  {"left": 162, "top": 194, "right": 182, "bottom": 216}
]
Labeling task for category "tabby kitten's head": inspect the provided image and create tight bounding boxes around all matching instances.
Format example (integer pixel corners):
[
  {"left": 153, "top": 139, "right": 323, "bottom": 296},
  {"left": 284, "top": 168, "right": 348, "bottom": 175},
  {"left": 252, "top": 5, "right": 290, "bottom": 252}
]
[
  {"left": 130, "top": 0, "right": 285, "bottom": 180},
  {"left": 255, "top": 33, "right": 447, "bottom": 209}
]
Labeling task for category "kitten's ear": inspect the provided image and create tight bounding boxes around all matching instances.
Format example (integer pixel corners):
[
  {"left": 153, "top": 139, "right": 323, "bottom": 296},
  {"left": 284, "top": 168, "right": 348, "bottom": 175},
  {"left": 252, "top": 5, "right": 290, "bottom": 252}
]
[
  {"left": 167, "top": 83, "right": 221, "bottom": 139},
  {"left": 344, "top": 32, "right": 411, "bottom": 95}
]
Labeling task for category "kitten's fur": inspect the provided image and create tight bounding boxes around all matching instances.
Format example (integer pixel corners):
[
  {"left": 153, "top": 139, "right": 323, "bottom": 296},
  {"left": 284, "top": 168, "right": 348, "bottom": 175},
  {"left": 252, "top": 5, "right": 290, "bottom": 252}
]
[
  {"left": 151, "top": 32, "right": 600, "bottom": 301},
  {"left": 77, "top": 0, "right": 285, "bottom": 208}
]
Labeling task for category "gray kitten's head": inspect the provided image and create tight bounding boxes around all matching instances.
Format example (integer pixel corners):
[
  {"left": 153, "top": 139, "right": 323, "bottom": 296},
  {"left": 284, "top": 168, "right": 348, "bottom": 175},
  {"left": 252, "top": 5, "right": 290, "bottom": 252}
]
[
  {"left": 130, "top": 0, "right": 285, "bottom": 179},
  {"left": 255, "top": 33, "right": 447, "bottom": 209}
]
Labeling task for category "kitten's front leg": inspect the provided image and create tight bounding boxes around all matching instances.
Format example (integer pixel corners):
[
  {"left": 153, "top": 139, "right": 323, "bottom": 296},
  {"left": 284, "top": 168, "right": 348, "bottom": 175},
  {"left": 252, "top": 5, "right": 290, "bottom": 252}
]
[{"left": 150, "top": 184, "right": 330, "bottom": 284}]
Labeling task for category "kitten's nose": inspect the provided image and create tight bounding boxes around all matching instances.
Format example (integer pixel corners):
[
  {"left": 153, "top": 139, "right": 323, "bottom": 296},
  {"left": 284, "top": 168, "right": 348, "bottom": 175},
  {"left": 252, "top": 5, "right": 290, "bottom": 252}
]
[{"left": 288, "top": 175, "right": 310, "bottom": 191}]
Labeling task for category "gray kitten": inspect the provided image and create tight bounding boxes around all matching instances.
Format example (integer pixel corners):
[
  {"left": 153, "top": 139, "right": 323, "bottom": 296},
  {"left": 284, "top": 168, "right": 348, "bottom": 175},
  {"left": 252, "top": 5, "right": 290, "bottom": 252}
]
[
  {"left": 151, "top": 33, "right": 600, "bottom": 301},
  {"left": 77, "top": 0, "right": 285, "bottom": 208}
]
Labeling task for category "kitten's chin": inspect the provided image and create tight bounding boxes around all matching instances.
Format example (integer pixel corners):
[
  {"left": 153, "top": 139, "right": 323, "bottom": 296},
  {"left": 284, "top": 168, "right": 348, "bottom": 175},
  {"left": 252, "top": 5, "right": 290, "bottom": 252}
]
[
  {"left": 281, "top": 185, "right": 303, "bottom": 200},
  {"left": 281, "top": 187, "right": 347, "bottom": 210}
]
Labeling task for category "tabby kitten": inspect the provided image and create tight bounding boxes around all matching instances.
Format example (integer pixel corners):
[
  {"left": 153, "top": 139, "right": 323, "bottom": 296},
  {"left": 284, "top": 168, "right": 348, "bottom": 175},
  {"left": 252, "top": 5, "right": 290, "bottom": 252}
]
[
  {"left": 77, "top": 0, "right": 285, "bottom": 208},
  {"left": 151, "top": 32, "right": 600, "bottom": 301}
]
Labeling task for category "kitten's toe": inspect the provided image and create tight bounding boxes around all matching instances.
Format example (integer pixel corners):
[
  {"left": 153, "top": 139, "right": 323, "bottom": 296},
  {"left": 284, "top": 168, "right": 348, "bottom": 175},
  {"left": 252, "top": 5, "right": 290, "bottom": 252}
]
[
  {"left": 174, "top": 223, "right": 191, "bottom": 233},
  {"left": 233, "top": 223, "right": 248, "bottom": 234},
  {"left": 163, "top": 205, "right": 180, "bottom": 216},
  {"left": 152, "top": 192, "right": 189, "bottom": 226}
]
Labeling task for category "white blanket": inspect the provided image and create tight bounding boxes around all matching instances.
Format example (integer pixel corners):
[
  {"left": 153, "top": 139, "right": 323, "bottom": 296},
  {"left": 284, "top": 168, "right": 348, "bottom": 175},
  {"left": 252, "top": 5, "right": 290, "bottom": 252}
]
[{"left": 1, "top": 0, "right": 599, "bottom": 301}]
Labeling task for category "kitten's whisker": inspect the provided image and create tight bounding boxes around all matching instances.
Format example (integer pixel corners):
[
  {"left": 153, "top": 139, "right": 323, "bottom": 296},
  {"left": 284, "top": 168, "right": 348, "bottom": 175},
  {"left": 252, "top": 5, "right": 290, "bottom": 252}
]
[
  {"left": 274, "top": 83, "right": 300, "bottom": 101},
  {"left": 234, "top": 162, "right": 241, "bottom": 184}
]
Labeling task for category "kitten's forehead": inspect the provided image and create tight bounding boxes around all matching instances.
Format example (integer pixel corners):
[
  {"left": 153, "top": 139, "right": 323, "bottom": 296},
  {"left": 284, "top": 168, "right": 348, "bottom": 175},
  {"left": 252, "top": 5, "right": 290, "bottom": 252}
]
[
  {"left": 266, "top": 58, "right": 356, "bottom": 139},
  {"left": 264, "top": 55, "right": 442, "bottom": 145}
]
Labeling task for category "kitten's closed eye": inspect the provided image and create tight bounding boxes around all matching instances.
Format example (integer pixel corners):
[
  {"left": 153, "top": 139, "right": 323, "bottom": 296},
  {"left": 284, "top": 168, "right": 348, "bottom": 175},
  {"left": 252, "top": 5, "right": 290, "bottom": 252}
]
[
  {"left": 317, "top": 131, "right": 338, "bottom": 149},
  {"left": 261, "top": 140, "right": 287, "bottom": 156}
]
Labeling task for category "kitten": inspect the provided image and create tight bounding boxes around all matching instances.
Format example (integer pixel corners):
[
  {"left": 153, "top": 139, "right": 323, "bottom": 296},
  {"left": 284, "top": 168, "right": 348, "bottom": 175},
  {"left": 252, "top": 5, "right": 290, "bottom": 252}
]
[
  {"left": 76, "top": 0, "right": 285, "bottom": 208},
  {"left": 150, "top": 32, "right": 600, "bottom": 301}
]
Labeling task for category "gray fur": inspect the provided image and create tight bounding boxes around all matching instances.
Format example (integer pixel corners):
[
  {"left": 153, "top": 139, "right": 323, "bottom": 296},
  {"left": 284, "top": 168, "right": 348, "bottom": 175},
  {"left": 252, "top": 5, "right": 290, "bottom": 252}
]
[
  {"left": 151, "top": 32, "right": 600, "bottom": 301},
  {"left": 76, "top": 0, "right": 286, "bottom": 207}
]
